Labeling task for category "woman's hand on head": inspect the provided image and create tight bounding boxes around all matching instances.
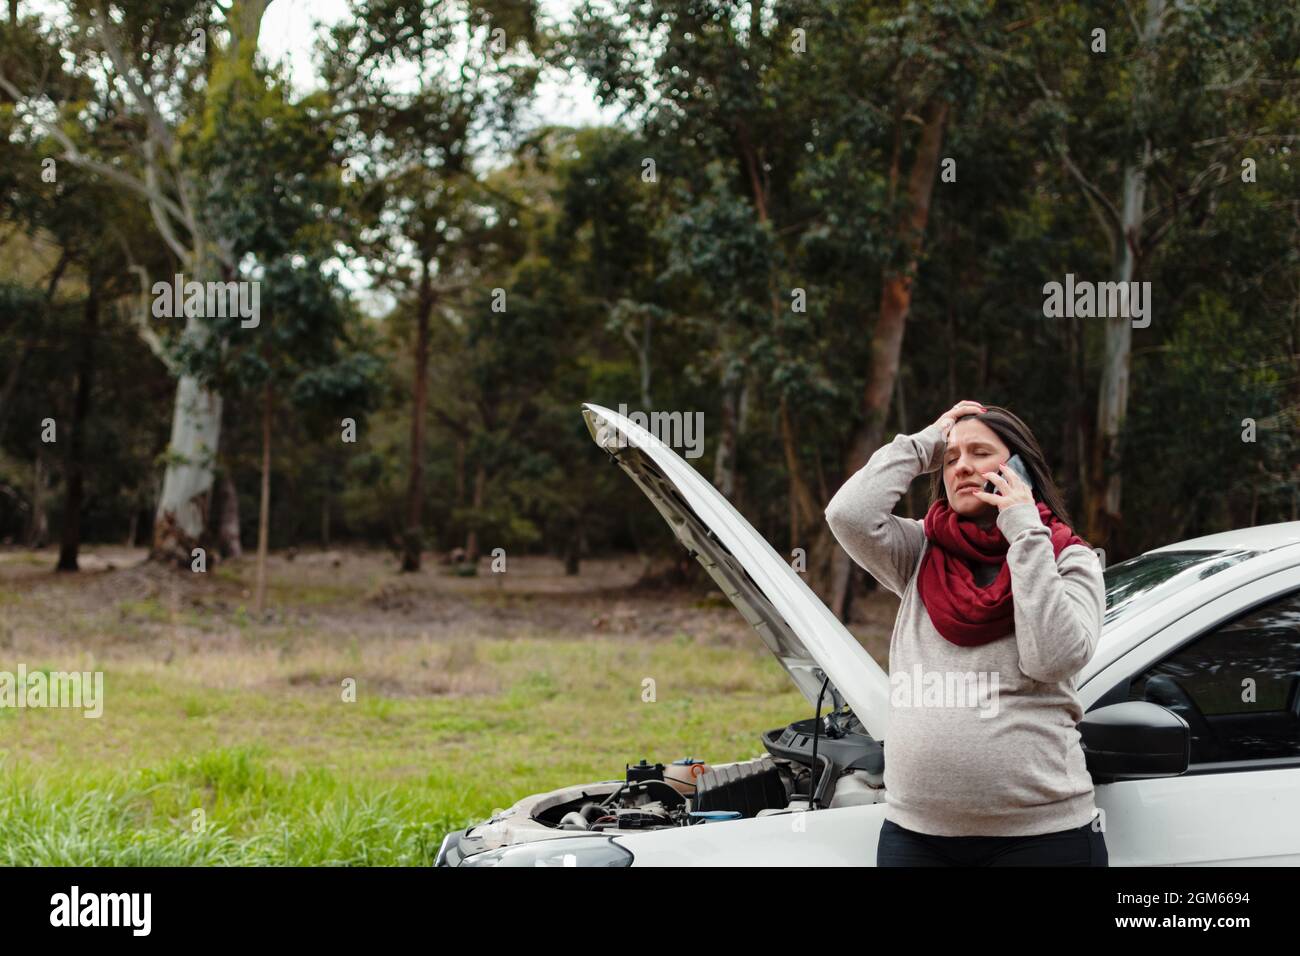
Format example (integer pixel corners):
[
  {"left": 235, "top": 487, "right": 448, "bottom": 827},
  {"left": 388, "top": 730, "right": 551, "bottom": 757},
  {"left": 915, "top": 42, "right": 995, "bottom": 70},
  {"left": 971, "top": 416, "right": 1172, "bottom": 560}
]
[
  {"left": 932, "top": 400, "right": 987, "bottom": 439},
  {"left": 971, "top": 462, "right": 1034, "bottom": 511}
]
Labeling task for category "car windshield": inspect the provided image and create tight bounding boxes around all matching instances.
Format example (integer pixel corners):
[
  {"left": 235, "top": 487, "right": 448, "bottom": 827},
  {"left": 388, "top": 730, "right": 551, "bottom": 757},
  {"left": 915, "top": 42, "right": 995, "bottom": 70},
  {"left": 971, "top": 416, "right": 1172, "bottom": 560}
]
[{"left": 1103, "top": 549, "right": 1258, "bottom": 625}]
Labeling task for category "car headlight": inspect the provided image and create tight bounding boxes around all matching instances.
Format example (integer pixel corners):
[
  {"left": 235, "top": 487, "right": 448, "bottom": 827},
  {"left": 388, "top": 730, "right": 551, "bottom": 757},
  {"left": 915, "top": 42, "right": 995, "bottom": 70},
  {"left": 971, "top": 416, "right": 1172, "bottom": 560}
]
[{"left": 459, "top": 836, "right": 634, "bottom": 867}]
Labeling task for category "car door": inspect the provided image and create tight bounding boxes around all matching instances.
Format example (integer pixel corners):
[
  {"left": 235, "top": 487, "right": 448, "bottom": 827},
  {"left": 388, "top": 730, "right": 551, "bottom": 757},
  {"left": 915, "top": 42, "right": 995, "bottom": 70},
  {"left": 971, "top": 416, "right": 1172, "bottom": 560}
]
[{"left": 1089, "top": 568, "right": 1300, "bottom": 865}]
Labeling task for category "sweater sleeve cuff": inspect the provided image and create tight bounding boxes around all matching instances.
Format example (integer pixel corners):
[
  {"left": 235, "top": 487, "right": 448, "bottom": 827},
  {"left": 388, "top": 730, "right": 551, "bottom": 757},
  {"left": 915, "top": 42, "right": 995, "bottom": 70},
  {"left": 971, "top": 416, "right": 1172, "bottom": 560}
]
[{"left": 996, "top": 501, "right": 1043, "bottom": 539}]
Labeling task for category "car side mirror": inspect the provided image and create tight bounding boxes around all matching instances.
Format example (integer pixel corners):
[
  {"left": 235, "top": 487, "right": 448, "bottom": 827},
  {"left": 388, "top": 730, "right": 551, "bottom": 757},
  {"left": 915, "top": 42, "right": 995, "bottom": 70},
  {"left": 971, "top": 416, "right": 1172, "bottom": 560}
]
[{"left": 1079, "top": 700, "right": 1190, "bottom": 783}]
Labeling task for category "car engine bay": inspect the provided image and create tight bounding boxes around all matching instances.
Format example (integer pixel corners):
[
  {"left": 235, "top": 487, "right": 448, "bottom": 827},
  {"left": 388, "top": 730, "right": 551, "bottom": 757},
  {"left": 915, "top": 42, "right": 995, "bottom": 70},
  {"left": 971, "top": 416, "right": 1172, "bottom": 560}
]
[{"left": 530, "top": 708, "right": 886, "bottom": 833}]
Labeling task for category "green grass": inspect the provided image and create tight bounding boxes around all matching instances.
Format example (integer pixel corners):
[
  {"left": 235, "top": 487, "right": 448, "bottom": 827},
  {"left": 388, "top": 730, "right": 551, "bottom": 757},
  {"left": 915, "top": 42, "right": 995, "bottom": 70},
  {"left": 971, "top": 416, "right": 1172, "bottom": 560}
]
[
  {"left": 0, "top": 748, "right": 457, "bottom": 865},
  {"left": 0, "top": 636, "right": 805, "bottom": 865}
]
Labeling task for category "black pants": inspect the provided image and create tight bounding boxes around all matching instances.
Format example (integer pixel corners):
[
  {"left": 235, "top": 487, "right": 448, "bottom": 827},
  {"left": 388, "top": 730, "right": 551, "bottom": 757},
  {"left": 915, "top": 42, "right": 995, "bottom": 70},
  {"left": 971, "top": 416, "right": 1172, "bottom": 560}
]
[{"left": 877, "top": 817, "right": 1108, "bottom": 866}]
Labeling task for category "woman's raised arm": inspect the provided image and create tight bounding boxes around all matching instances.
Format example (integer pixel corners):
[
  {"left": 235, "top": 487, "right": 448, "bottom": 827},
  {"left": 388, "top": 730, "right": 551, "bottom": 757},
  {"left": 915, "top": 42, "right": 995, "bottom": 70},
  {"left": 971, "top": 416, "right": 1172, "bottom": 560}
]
[{"left": 824, "top": 401, "right": 983, "bottom": 597}]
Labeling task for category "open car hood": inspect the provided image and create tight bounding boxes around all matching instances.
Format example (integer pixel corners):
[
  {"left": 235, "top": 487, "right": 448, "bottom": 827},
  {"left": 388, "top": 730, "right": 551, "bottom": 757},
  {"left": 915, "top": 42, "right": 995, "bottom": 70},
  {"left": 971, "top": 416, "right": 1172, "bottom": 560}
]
[{"left": 582, "top": 403, "right": 891, "bottom": 741}]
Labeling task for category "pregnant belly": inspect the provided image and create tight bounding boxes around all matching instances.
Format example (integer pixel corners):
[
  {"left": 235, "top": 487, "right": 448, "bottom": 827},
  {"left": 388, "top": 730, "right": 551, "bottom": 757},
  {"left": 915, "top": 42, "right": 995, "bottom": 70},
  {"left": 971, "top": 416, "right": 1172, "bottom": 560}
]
[{"left": 884, "top": 705, "right": 1084, "bottom": 813}]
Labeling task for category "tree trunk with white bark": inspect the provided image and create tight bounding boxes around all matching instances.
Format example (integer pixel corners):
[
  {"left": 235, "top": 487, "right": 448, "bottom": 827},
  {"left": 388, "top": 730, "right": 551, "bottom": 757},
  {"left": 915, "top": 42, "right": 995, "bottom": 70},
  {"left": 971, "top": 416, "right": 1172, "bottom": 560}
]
[{"left": 152, "top": 313, "right": 223, "bottom": 562}]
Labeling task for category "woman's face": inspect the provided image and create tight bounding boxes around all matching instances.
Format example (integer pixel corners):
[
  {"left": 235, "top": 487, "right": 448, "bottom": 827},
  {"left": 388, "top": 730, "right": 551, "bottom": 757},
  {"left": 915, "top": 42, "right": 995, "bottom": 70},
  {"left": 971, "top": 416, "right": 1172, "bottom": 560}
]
[{"left": 943, "top": 418, "right": 1011, "bottom": 519}]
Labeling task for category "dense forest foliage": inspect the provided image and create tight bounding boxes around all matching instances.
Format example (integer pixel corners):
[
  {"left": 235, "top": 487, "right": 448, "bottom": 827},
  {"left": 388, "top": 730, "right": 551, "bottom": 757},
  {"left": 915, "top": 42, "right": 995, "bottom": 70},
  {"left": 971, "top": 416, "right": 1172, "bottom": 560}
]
[{"left": 1, "top": 0, "right": 1297, "bottom": 616}]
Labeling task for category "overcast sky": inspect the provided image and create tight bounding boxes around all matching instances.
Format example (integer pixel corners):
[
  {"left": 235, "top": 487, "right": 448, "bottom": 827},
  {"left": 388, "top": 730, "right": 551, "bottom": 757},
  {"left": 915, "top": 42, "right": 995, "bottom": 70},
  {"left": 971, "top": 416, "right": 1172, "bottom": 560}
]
[
  {"left": 252, "top": 0, "right": 624, "bottom": 311},
  {"left": 258, "top": 0, "right": 620, "bottom": 130}
]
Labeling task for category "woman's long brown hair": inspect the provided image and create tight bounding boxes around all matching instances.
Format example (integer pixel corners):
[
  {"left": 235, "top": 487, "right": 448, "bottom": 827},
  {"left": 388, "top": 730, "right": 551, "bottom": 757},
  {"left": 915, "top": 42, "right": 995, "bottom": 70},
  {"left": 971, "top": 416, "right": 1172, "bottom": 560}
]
[{"left": 927, "top": 405, "right": 1076, "bottom": 528}]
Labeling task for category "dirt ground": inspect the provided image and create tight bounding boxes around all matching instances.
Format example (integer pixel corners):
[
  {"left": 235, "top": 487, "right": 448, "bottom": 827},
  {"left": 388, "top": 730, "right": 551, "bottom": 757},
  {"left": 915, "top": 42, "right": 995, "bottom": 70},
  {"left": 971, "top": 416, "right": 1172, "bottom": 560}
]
[{"left": 0, "top": 546, "right": 899, "bottom": 694}]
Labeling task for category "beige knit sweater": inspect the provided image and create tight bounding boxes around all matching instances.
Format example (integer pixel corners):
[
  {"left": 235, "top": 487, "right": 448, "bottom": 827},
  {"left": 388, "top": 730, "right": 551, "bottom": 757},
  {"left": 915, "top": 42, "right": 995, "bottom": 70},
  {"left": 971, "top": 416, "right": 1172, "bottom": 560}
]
[{"left": 825, "top": 420, "right": 1105, "bottom": 837}]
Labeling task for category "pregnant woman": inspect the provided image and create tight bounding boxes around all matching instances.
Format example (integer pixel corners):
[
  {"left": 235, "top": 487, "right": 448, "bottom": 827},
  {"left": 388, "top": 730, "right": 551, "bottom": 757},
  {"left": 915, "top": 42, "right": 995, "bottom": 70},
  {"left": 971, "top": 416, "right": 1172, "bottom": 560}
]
[{"left": 824, "top": 400, "right": 1108, "bottom": 866}]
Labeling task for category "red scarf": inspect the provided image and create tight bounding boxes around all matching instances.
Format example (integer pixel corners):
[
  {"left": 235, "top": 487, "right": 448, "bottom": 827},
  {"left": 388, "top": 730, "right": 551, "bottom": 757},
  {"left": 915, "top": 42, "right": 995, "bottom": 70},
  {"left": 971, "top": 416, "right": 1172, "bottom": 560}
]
[{"left": 917, "top": 499, "right": 1088, "bottom": 647}]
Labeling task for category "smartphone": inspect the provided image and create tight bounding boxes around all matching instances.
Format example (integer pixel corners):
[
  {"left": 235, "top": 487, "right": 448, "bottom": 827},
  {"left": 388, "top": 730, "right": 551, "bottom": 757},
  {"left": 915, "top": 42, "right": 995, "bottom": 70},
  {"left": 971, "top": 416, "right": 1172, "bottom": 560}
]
[{"left": 983, "top": 453, "right": 1034, "bottom": 495}]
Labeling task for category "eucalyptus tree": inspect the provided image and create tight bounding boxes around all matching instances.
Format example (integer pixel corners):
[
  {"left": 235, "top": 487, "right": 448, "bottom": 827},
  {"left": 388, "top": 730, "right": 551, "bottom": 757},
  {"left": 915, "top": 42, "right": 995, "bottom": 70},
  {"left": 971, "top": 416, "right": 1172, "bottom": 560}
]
[
  {"left": 1017, "top": 0, "right": 1300, "bottom": 548},
  {"left": 172, "top": 65, "right": 380, "bottom": 611},
  {"left": 0, "top": 8, "right": 168, "bottom": 567},
  {"left": 565, "top": 0, "right": 1016, "bottom": 617},
  {"left": 0, "top": 0, "right": 284, "bottom": 562},
  {"left": 322, "top": 0, "right": 539, "bottom": 571}
]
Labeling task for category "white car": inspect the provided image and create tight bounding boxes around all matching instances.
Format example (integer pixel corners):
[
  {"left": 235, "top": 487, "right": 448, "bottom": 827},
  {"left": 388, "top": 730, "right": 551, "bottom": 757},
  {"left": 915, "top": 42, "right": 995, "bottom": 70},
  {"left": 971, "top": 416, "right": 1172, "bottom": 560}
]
[{"left": 435, "top": 403, "right": 1300, "bottom": 866}]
